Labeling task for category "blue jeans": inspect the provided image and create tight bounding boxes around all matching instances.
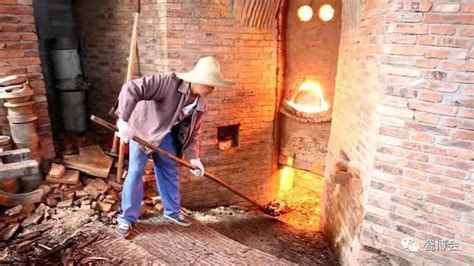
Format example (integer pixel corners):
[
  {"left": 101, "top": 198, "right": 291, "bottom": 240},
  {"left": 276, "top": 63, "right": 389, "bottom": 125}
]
[{"left": 118, "top": 133, "right": 180, "bottom": 225}]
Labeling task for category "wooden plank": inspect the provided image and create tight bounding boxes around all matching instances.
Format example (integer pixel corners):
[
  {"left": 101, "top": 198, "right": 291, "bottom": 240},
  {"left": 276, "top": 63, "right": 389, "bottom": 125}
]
[
  {"left": 0, "top": 160, "right": 39, "bottom": 179},
  {"left": 0, "top": 148, "right": 31, "bottom": 163},
  {"left": 63, "top": 146, "right": 113, "bottom": 178}
]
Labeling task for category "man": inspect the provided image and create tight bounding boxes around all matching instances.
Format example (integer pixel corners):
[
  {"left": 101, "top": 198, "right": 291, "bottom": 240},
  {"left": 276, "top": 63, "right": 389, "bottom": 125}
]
[{"left": 111, "top": 56, "right": 234, "bottom": 237}]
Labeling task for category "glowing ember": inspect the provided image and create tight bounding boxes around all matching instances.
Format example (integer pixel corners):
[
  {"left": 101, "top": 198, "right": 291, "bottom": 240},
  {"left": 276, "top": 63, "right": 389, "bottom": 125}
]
[
  {"left": 262, "top": 200, "right": 292, "bottom": 216},
  {"left": 277, "top": 188, "right": 321, "bottom": 231},
  {"left": 287, "top": 81, "right": 329, "bottom": 113},
  {"left": 279, "top": 166, "right": 295, "bottom": 192},
  {"left": 273, "top": 167, "right": 322, "bottom": 231}
]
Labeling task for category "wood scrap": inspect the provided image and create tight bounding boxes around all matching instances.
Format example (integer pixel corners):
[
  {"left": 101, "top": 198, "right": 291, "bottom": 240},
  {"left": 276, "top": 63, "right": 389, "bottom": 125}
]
[
  {"left": 81, "top": 257, "right": 110, "bottom": 264},
  {"left": 97, "top": 194, "right": 106, "bottom": 202},
  {"left": 0, "top": 188, "right": 44, "bottom": 207},
  {"left": 0, "top": 222, "right": 19, "bottom": 241},
  {"left": 75, "top": 190, "right": 88, "bottom": 198},
  {"left": 61, "top": 190, "right": 75, "bottom": 200},
  {"left": 103, "top": 198, "right": 115, "bottom": 205},
  {"left": 17, "top": 230, "right": 41, "bottom": 240},
  {"left": 16, "top": 239, "right": 34, "bottom": 251},
  {"left": 38, "top": 243, "right": 52, "bottom": 251},
  {"left": 46, "top": 170, "right": 80, "bottom": 185},
  {"left": 17, "top": 224, "right": 51, "bottom": 241},
  {"left": 108, "top": 181, "right": 122, "bottom": 191},
  {"left": 83, "top": 178, "right": 109, "bottom": 199},
  {"left": 4, "top": 213, "right": 27, "bottom": 224},
  {"left": 21, "top": 211, "right": 43, "bottom": 227},
  {"left": 73, "top": 196, "right": 90, "bottom": 207},
  {"left": 97, "top": 201, "right": 112, "bottom": 212},
  {"left": 56, "top": 199, "right": 73, "bottom": 208},
  {"left": 45, "top": 197, "right": 58, "bottom": 207},
  {"left": 49, "top": 163, "right": 65, "bottom": 178},
  {"left": 63, "top": 145, "right": 113, "bottom": 178},
  {"left": 40, "top": 229, "right": 81, "bottom": 258},
  {"left": 66, "top": 183, "right": 83, "bottom": 191},
  {"left": 106, "top": 189, "right": 119, "bottom": 201},
  {"left": 5, "top": 205, "right": 22, "bottom": 216}
]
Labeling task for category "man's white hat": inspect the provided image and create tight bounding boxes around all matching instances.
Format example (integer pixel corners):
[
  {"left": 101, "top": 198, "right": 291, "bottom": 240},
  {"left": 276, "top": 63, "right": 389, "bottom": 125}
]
[{"left": 177, "top": 56, "right": 235, "bottom": 87}]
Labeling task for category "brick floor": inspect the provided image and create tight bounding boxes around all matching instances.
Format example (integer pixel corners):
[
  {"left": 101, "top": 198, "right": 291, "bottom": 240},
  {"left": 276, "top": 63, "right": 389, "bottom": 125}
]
[{"left": 126, "top": 215, "right": 293, "bottom": 264}]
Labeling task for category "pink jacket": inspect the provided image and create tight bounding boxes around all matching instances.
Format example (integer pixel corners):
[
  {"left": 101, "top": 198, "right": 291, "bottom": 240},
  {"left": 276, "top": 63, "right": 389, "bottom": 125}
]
[{"left": 110, "top": 72, "right": 206, "bottom": 160}]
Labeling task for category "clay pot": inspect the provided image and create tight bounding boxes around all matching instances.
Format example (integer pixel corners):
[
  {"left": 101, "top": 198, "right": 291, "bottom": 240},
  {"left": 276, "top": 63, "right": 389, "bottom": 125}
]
[
  {"left": 0, "top": 75, "right": 27, "bottom": 87},
  {"left": 9, "top": 118, "right": 40, "bottom": 161},
  {"left": 19, "top": 174, "right": 42, "bottom": 192},
  {"left": 0, "top": 177, "right": 20, "bottom": 193},
  {"left": 0, "top": 81, "right": 34, "bottom": 104},
  {"left": 7, "top": 114, "right": 37, "bottom": 124},
  {"left": 3, "top": 101, "right": 36, "bottom": 117},
  {"left": 0, "top": 135, "right": 13, "bottom": 151}
]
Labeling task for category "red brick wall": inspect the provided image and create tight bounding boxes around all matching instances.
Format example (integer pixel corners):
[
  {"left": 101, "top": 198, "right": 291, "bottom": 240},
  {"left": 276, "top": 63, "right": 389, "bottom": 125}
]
[
  {"left": 364, "top": 1, "right": 473, "bottom": 264},
  {"left": 321, "top": 0, "right": 386, "bottom": 263},
  {"left": 76, "top": 0, "right": 279, "bottom": 207},
  {"left": 323, "top": 0, "right": 473, "bottom": 265},
  {"left": 0, "top": 0, "right": 55, "bottom": 161},
  {"left": 285, "top": 0, "right": 341, "bottom": 104}
]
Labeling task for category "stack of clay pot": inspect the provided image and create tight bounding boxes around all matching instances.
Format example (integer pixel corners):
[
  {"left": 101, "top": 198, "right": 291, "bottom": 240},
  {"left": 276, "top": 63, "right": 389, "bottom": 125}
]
[
  {"left": 0, "top": 75, "right": 41, "bottom": 163},
  {"left": 0, "top": 135, "right": 13, "bottom": 151}
]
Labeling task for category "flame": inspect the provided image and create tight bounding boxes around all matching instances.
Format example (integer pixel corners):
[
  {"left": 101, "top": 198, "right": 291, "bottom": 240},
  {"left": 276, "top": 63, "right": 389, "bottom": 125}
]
[
  {"left": 279, "top": 166, "right": 295, "bottom": 193},
  {"left": 275, "top": 166, "right": 322, "bottom": 231},
  {"left": 287, "top": 81, "right": 330, "bottom": 113}
]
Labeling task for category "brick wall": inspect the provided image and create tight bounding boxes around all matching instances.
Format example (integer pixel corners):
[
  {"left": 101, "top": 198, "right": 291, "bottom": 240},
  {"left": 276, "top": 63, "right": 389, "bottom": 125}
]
[
  {"left": 321, "top": 0, "right": 386, "bottom": 263},
  {"left": 363, "top": 1, "right": 473, "bottom": 264},
  {"left": 285, "top": 0, "right": 341, "bottom": 104},
  {"left": 323, "top": 0, "right": 473, "bottom": 265},
  {"left": 76, "top": 0, "right": 279, "bottom": 207},
  {"left": 0, "top": 0, "right": 55, "bottom": 161}
]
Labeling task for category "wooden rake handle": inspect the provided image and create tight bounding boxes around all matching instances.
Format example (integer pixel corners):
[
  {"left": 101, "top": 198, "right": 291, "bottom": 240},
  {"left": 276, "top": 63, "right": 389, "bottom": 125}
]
[{"left": 91, "top": 115, "right": 265, "bottom": 210}]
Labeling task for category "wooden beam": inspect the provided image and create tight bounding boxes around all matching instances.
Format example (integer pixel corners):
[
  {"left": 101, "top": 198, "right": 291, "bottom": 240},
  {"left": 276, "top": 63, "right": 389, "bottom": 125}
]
[
  {"left": 0, "top": 160, "right": 39, "bottom": 179},
  {"left": 0, "top": 148, "right": 31, "bottom": 163}
]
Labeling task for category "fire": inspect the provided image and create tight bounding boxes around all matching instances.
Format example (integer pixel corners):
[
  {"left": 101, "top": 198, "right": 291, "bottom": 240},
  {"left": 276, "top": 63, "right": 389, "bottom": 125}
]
[
  {"left": 278, "top": 166, "right": 295, "bottom": 193},
  {"left": 287, "top": 81, "right": 329, "bottom": 113},
  {"left": 274, "top": 167, "right": 321, "bottom": 231}
]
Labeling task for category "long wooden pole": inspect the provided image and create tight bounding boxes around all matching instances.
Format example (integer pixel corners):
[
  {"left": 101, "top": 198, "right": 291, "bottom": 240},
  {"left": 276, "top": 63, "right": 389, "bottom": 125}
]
[
  {"left": 117, "top": 5, "right": 140, "bottom": 184},
  {"left": 92, "top": 115, "right": 266, "bottom": 211}
]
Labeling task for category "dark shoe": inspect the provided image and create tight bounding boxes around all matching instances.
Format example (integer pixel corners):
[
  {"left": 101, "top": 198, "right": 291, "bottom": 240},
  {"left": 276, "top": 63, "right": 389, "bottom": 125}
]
[
  {"left": 163, "top": 213, "right": 191, "bottom": 227},
  {"left": 116, "top": 222, "right": 131, "bottom": 237}
]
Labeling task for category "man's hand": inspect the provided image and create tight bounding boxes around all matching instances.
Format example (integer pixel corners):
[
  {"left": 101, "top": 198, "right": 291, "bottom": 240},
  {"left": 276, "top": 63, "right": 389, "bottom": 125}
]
[
  {"left": 116, "top": 118, "right": 134, "bottom": 143},
  {"left": 190, "top": 158, "right": 205, "bottom": 176}
]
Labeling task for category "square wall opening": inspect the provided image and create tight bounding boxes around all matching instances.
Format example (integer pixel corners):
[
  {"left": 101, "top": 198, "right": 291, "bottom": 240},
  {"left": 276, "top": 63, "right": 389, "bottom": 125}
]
[{"left": 217, "top": 124, "right": 239, "bottom": 151}]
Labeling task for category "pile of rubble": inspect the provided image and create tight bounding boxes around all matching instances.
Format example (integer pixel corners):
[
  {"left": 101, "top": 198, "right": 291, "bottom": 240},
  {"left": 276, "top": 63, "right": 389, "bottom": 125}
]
[{"left": 0, "top": 136, "right": 163, "bottom": 262}]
